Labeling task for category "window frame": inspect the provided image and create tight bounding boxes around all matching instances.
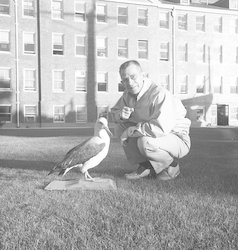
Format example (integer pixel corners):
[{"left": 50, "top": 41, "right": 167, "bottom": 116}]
[
  {"left": 23, "top": 32, "right": 35, "bottom": 55},
  {"left": 22, "top": 0, "right": 35, "bottom": 18},
  {"left": 138, "top": 40, "right": 148, "bottom": 60},
  {"left": 51, "top": 0, "right": 63, "bottom": 20},
  {"left": 0, "top": 104, "right": 11, "bottom": 123},
  {"left": 74, "top": 1, "right": 85, "bottom": 22},
  {"left": 118, "top": 6, "right": 128, "bottom": 25},
  {"left": 96, "top": 3, "right": 107, "bottom": 23},
  {"left": 96, "top": 37, "right": 107, "bottom": 58},
  {"left": 52, "top": 33, "right": 64, "bottom": 56},
  {"left": 0, "top": 0, "right": 10, "bottom": 15},
  {"left": 97, "top": 71, "right": 108, "bottom": 92},
  {"left": 0, "top": 30, "right": 10, "bottom": 53},
  {"left": 76, "top": 105, "right": 87, "bottom": 123},
  {"left": 24, "top": 68, "right": 36, "bottom": 91},
  {"left": 75, "top": 35, "right": 86, "bottom": 57},
  {"left": 53, "top": 69, "right": 65, "bottom": 92},
  {"left": 24, "top": 105, "right": 37, "bottom": 123},
  {"left": 0, "top": 67, "right": 11, "bottom": 90},
  {"left": 118, "top": 38, "right": 128, "bottom": 59},
  {"left": 75, "top": 70, "right": 87, "bottom": 92},
  {"left": 53, "top": 105, "right": 65, "bottom": 123},
  {"left": 138, "top": 8, "right": 148, "bottom": 27}
]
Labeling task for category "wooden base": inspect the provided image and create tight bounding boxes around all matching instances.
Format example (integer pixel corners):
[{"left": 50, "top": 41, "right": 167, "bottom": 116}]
[{"left": 45, "top": 178, "right": 117, "bottom": 191}]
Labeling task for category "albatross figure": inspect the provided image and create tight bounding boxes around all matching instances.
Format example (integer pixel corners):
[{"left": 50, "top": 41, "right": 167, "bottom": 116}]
[{"left": 48, "top": 117, "right": 113, "bottom": 181}]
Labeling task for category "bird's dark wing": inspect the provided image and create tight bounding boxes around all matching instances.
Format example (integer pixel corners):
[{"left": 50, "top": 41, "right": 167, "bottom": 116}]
[{"left": 48, "top": 138, "right": 105, "bottom": 175}]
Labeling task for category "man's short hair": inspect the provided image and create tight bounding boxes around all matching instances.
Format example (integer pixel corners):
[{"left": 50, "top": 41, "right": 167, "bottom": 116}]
[{"left": 119, "top": 60, "right": 142, "bottom": 75}]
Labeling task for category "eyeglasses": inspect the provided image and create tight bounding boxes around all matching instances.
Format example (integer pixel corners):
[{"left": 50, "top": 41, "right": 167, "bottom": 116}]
[{"left": 121, "top": 74, "right": 140, "bottom": 85}]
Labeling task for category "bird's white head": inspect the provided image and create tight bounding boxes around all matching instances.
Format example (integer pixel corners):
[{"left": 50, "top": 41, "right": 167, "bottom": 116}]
[{"left": 96, "top": 117, "right": 113, "bottom": 137}]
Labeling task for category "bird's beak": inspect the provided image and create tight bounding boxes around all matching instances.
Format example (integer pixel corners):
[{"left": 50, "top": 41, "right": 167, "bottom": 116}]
[{"left": 104, "top": 126, "right": 113, "bottom": 137}]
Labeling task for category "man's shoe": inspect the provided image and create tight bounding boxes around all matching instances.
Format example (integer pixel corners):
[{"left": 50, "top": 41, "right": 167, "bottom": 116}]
[
  {"left": 125, "top": 164, "right": 151, "bottom": 180},
  {"left": 158, "top": 164, "right": 180, "bottom": 181}
]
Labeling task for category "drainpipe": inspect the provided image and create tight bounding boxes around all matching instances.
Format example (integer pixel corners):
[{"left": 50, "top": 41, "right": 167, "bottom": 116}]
[
  {"left": 14, "top": 0, "right": 20, "bottom": 128},
  {"left": 36, "top": 0, "right": 42, "bottom": 127},
  {"left": 171, "top": 7, "right": 176, "bottom": 95}
]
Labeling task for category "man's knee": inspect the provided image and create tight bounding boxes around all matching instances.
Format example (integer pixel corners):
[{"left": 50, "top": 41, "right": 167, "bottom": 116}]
[{"left": 137, "top": 137, "right": 150, "bottom": 157}]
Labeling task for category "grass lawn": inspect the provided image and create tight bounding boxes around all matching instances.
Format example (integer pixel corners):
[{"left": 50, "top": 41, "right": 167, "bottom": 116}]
[{"left": 0, "top": 127, "right": 238, "bottom": 250}]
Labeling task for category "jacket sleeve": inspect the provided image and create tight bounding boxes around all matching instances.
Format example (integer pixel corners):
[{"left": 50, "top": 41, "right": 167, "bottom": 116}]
[{"left": 131, "top": 91, "right": 190, "bottom": 138}]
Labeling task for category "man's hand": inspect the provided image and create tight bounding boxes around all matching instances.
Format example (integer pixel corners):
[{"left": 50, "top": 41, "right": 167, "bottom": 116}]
[
  {"left": 119, "top": 106, "right": 134, "bottom": 120},
  {"left": 120, "top": 126, "right": 137, "bottom": 146}
]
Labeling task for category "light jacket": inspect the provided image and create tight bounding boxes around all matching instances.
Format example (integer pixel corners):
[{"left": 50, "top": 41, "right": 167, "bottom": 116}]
[{"left": 111, "top": 77, "right": 191, "bottom": 137}]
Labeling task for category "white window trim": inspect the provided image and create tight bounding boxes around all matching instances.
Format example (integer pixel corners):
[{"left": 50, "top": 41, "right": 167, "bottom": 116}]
[
  {"left": 97, "top": 71, "right": 108, "bottom": 92},
  {"left": 75, "top": 70, "right": 87, "bottom": 92},
  {"left": 51, "top": 0, "right": 64, "bottom": 20},
  {"left": 23, "top": 31, "right": 35, "bottom": 55},
  {"left": 24, "top": 105, "right": 37, "bottom": 122},
  {"left": 53, "top": 105, "right": 65, "bottom": 123},
  {"left": 138, "top": 8, "right": 148, "bottom": 27},
  {"left": 22, "top": 0, "right": 35, "bottom": 19},
  {"left": 0, "top": 104, "right": 12, "bottom": 123},
  {"left": 52, "top": 33, "right": 64, "bottom": 56},
  {"left": 75, "top": 35, "right": 86, "bottom": 57},
  {"left": 96, "top": 3, "right": 107, "bottom": 23},
  {"left": 0, "top": 29, "right": 10, "bottom": 53},
  {"left": 76, "top": 105, "right": 87, "bottom": 123},
  {"left": 96, "top": 36, "right": 108, "bottom": 58},
  {"left": 117, "top": 37, "right": 128, "bottom": 59},
  {"left": 118, "top": 6, "right": 128, "bottom": 25},
  {"left": 52, "top": 69, "right": 65, "bottom": 92},
  {"left": 0, "top": 67, "right": 11, "bottom": 91},
  {"left": 74, "top": 1, "right": 86, "bottom": 22},
  {"left": 24, "top": 68, "right": 36, "bottom": 92}
]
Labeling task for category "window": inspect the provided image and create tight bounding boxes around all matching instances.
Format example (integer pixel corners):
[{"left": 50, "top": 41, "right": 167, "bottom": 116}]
[
  {"left": 159, "top": 12, "right": 169, "bottom": 29},
  {"left": 53, "top": 105, "right": 65, "bottom": 122},
  {"left": 230, "top": 76, "right": 238, "bottom": 94},
  {"left": 0, "top": 30, "right": 10, "bottom": 52},
  {"left": 0, "top": 0, "right": 10, "bottom": 15},
  {"left": 214, "top": 17, "right": 222, "bottom": 33},
  {"left": 52, "top": 0, "right": 63, "bottom": 19},
  {"left": 138, "top": 40, "right": 148, "bottom": 59},
  {"left": 229, "top": 0, "right": 238, "bottom": 10},
  {"left": 196, "top": 108, "right": 205, "bottom": 121},
  {"left": 97, "top": 106, "right": 108, "bottom": 118},
  {"left": 24, "top": 105, "right": 36, "bottom": 122},
  {"left": 75, "top": 70, "right": 86, "bottom": 92},
  {"left": 97, "top": 72, "right": 107, "bottom": 92},
  {"left": 160, "top": 42, "right": 169, "bottom": 61},
  {"left": 196, "top": 75, "right": 205, "bottom": 94},
  {"left": 23, "top": 32, "right": 35, "bottom": 54},
  {"left": 75, "top": 35, "right": 86, "bottom": 56},
  {"left": 178, "top": 75, "right": 188, "bottom": 94},
  {"left": 178, "top": 43, "right": 187, "bottom": 62},
  {"left": 0, "top": 68, "right": 11, "bottom": 90},
  {"left": 53, "top": 33, "right": 64, "bottom": 55},
  {"left": 53, "top": 70, "right": 65, "bottom": 92},
  {"left": 0, "top": 105, "right": 11, "bottom": 122},
  {"left": 76, "top": 106, "right": 87, "bottom": 122},
  {"left": 230, "top": 106, "right": 238, "bottom": 120},
  {"left": 118, "top": 38, "right": 128, "bottom": 58},
  {"left": 97, "top": 37, "right": 107, "bottom": 58},
  {"left": 23, "top": 0, "right": 35, "bottom": 18},
  {"left": 213, "top": 76, "right": 222, "bottom": 94},
  {"left": 196, "top": 44, "right": 205, "bottom": 63},
  {"left": 24, "top": 69, "right": 36, "bottom": 91},
  {"left": 160, "top": 74, "right": 169, "bottom": 90},
  {"left": 178, "top": 14, "right": 187, "bottom": 30},
  {"left": 211, "top": 105, "right": 217, "bottom": 125},
  {"left": 138, "top": 8, "right": 147, "bottom": 26},
  {"left": 196, "top": 16, "right": 205, "bottom": 31},
  {"left": 75, "top": 1, "right": 85, "bottom": 22},
  {"left": 118, "top": 6, "right": 127, "bottom": 25},
  {"left": 213, "top": 45, "right": 222, "bottom": 63},
  {"left": 230, "top": 18, "right": 238, "bottom": 34},
  {"left": 96, "top": 4, "right": 107, "bottom": 23},
  {"left": 180, "top": 0, "right": 189, "bottom": 4}
]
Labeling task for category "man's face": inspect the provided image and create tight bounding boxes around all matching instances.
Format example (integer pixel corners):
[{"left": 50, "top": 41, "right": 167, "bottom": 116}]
[{"left": 120, "top": 64, "right": 144, "bottom": 95}]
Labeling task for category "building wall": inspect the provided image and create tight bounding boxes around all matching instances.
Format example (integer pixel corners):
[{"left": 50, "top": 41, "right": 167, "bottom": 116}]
[{"left": 0, "top": 0, "right": 238, "bottom": 128}]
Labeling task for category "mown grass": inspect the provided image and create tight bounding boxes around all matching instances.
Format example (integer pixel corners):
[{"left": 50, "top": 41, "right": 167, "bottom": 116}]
[{"left": 0, "top": 128, "right": 238, "bottom": 250}]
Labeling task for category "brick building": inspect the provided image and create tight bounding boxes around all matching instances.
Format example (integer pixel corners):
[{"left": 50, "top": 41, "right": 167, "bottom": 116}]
[{"left": 0, "top": 0, "right": 238, "bottom": 128}]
